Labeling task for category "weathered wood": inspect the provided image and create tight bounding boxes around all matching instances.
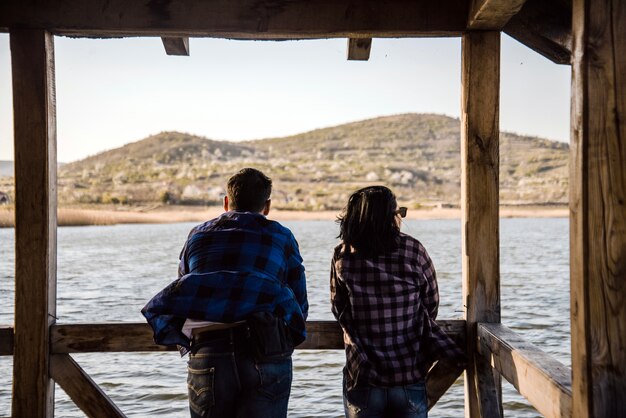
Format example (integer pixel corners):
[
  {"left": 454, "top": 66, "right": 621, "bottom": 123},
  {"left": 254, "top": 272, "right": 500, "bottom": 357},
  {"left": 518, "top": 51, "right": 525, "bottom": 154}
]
[
  {"left": 0, "top": 326, "right": 13, "bottom": 355},
  {"left": 0, "top": 0, "right": 469, "bottom": 38},
  {"left": 467, "top": 0, "right": 527, "bottom": 29},
  {"left": 10, "top": 28, "right": 57, "bottom": 418},
  {"left": 50, "top": 320, "right": 466, "bottom": 352},
  {"left": 161, "top": 37, "right": 189, "bottom": 56},
  {"left": 478, "top": 323, "right": 572, "bottom": 418},
  {"left": 461, "top": 30, "right": 502, "bottom": 418},
  {"left": 51, "top": 354, "right": 126, "bottom": 418},
  {"left": 427, "top": 359, "right": 464, "bottom": 410},
  {"left": 570, "top": 0, "right": 626, "bottom": 416},
  {"left": 503, "top": 0, "right": 571, "bottom": 65},
  {"left": 347, "top": 38, "right": 372, "bottom": 61}
]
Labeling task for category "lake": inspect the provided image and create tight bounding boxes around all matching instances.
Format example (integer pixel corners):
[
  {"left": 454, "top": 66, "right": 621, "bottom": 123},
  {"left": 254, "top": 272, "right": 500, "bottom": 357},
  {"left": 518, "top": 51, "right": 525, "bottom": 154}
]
[{"left": 0, "top": 218, "right": 570, "bottom": 417}]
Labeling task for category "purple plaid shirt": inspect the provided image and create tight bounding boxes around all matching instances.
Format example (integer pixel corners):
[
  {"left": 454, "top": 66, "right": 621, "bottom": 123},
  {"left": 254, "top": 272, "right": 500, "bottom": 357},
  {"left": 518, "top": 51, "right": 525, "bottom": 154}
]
[{"left": 330, "top": 233, "right": 464, "bottom": 389}]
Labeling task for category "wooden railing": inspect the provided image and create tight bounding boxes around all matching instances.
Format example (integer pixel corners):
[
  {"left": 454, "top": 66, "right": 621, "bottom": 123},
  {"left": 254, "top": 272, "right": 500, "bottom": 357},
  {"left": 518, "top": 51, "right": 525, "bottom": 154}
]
[{"left": 0, "top": 319, "right": 575, "bottom": 417}]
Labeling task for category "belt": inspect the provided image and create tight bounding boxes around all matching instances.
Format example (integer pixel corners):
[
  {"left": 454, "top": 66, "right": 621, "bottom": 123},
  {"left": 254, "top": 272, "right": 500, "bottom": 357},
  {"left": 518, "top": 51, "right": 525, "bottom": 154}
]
[{"left": 191, "top": 323, "right": 250, "bottom": 347}]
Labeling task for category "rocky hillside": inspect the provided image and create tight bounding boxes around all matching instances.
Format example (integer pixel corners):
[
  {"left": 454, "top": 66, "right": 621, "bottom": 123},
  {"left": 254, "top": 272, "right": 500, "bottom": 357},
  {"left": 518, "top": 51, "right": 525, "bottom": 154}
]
[{"left": 31, "top": 113, "right": 567, "bottom": 210}]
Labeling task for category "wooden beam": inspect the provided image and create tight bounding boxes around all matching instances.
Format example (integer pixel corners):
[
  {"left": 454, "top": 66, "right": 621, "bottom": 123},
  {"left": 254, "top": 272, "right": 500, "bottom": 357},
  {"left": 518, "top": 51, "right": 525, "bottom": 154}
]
[
  {"left": 10, "top": 28, "right": 57, "bottom": 418},
  {"left": 467, "top": 0, "right": 527, "bottom": 30},
  {"left": 0, "top": 0, "right": 469, "bottom": 38},
  {"left": 0, "top": 326, "right": 13, "bottom": 355},
  {"left": 161, "top": 37, "right": 189, "bottom": 56},
  {"left": 51, "top": 354, "right": 126, "bottom": 417},
  {"left": 347, "top": 38, "right": 372, "bottom": 61},
  {"left": 478, "top": 323, "right": 572, "bottom": 418},
  {"left": 50, "top": 320, "right": 466, "bottom": 353},
  {"left": 461, "top": 30, "right": 502, "bottom": 418},
  {"left": 503, "top": 0, "right": 571, "bottom": 65},
  {"left": 427, "top": 359, "right": 464, "bottom": 410},
  {"left": 570, "top": 0, "right": 626, "bottom": 416}
]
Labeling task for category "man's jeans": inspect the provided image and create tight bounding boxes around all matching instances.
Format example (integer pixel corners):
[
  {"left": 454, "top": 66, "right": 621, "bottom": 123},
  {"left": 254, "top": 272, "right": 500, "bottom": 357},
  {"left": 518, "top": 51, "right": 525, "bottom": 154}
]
[
  {"left": 187, "top": 328, "right": 292, "bottom": 418},
  {"left": 343, "top": 380, "right": 428, "bottom": 418}
]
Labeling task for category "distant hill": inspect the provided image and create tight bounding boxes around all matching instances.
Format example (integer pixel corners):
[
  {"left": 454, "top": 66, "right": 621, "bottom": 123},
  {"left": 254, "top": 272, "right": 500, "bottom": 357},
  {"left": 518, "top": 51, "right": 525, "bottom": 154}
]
[{"left": 10, "top": 114, "right": 569, "bottom": 210}]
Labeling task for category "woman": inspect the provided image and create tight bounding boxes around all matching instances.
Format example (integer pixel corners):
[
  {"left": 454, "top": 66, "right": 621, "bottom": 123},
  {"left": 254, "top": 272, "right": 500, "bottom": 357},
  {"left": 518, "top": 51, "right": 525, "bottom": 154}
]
[{"left": 330, "top": 186, "right": 464, "bottom": 418}]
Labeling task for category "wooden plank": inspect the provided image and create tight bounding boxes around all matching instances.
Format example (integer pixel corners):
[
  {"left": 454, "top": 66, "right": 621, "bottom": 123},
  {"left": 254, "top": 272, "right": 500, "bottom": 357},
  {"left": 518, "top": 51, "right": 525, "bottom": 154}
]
[
  {"left": 51, "top": 354, "right": 126, "bottom": 417},
  {"left": 467, "top": 0, "right": 527, "bottom": 29},
  {"left": 478, "top": 323, "right": 572, "bottom": 418},
  {"left": 570, "top": 0, "right": 626, "bottom": 416},
  {"left": 503, "top": 0, "right": 571, "bottom": 65},
  {"left": 0, "top": 326, "right": 14, "bottom": 355},
  {"left": 0, "top": 0, "right": 469, "bottom": 38},
  {"left": 161, "top": 37, "right": 189, "bottom": 56},
  {"left": 427, "top": 359, "right": 464, "bottom": 410},
  {"left": 347, "top": 38, "right": 372, "bottom": 61},
  {"left": 10, "top": 28, "right": 57, "bottom": 418},
  {"left": 461, "top": 30, "right": 502, "bottom": 418},
  {"left": 50, "top": 320, "right": 466, "bottom": 352}
]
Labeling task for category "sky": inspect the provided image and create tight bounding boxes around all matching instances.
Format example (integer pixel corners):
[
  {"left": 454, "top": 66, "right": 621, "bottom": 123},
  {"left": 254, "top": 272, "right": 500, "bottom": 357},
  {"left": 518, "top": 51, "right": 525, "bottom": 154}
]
[{"left": 0, "top": 34, "right": 571, "bottom": 163}]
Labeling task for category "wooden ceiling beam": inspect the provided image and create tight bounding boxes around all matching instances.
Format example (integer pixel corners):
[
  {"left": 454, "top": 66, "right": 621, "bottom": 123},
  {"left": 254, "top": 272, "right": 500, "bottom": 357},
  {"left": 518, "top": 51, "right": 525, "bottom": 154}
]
[
  {"left": 161, "top": 37, "right": 190, "bottom": 56},
  {"left": 0, "top": 0, "right": 468, "bottom": 38},
  {"left": 467, "top": 0, "right": 527, "bottom": 29},
  {"left": 503, "top": 0, "right": 571, "bottom": 65},
  {"left": 347, "top": 38, "right": 372, "bottom": 61}
]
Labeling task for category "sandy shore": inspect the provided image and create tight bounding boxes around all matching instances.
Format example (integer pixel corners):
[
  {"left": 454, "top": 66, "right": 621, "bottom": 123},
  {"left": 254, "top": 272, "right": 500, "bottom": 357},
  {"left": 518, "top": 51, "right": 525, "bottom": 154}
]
[{"left": 0, "top": 204, "right": 568, "bottom": 227}]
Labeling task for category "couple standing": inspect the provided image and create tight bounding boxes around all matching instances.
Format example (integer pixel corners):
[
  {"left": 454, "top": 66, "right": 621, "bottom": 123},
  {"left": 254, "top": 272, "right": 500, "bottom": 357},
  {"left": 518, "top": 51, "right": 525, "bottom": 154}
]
[{"left": 143, "top": 168, "right": 464, "bottom": 418}]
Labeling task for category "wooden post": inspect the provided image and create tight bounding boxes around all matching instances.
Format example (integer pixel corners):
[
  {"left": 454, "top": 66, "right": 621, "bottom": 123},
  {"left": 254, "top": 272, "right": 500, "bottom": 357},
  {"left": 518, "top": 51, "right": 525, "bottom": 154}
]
[
  {"left": 347, "top": 38, "right": 372, "bottom": 61},
  {"left": 461, "top": 30, "right": 502, "bottom": 418},
  {"left": 10, "top": 28, "right": 57, "bottom": 417},
  {"left": 570, "top": 0, "right": 626, "bottom": 416}
]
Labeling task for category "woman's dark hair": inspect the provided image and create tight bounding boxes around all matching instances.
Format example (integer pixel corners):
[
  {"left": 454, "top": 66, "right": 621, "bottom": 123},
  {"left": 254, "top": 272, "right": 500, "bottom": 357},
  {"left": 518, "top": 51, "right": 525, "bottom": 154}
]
[
  {"left": 337, "top": 186, "right": 400, "bottom": 256},
  {"left": 227, "top": 168, "right": 272, "bottom": 212}
]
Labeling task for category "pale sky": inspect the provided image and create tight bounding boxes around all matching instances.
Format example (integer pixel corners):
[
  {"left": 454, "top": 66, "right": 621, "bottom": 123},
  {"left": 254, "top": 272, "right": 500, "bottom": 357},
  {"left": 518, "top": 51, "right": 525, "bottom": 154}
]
[{"left": 0, "top": 34, "right": 571, "bottom": 163}]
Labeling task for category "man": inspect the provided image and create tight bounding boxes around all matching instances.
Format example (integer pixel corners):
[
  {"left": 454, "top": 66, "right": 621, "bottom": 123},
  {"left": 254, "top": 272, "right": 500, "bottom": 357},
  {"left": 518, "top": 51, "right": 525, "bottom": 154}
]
[{"left": 142, "top": 168, "right": 308, "bottom": 418}]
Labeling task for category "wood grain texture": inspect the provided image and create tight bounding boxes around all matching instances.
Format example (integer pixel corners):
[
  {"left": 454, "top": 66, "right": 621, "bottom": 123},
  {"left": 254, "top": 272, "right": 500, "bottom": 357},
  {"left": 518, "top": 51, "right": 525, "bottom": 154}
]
[
  {"left": 427, "top": 359, "right": 464, "bottom": 410},
  {"left": 50, "top": 320, "right": 466, "bottom": 352},
  {"left": 0, "top": 0, "right": 468, "bottom": 38},
  {"left": 467, "top": 0, "right": 527, "bottom": 29},
  {"left": 161, "top": 37, "right": 189, "bottom": 56},
  {"left": 461, "top": 30, "right": 502, "bottom": 418},
  {"left": 478, "top": 323, "right": 572, "bottom": 417},
  {"left": 0, "top": 326, "right": 13, "bottom": 356},
  {"left": 503, "top": 0, "right": 571, "bottom": 65},
  {"left": 51, "top": 354, "right": 126, "bottom": 417},
  {"left": 347, "top": 38, "right": 372, "bottom": 61},
  {"left": 571, "top": 0, "right": 626, "bottom": 416},
  {"left": 10, "top": 28, "right": 57, "bottom": 418}
]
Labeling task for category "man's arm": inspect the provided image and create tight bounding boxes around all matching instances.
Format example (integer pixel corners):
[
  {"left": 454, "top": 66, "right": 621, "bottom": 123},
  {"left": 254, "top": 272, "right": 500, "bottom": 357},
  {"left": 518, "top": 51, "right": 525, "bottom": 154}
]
[{"left": 286, "top": 234, "right": 308, "bottom": 320}]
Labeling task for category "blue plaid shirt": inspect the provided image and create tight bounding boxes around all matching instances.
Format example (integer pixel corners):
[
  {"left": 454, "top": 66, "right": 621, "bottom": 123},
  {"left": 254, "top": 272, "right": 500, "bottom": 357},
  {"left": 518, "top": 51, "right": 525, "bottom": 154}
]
[{"left": 142, "top": 211, "right": 308, "bottom": 353}]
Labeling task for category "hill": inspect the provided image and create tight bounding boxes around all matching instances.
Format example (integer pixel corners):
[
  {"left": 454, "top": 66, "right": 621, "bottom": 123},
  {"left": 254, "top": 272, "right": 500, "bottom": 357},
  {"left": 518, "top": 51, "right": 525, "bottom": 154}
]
[{"left": 31, "top": 114, "right": 567, "bottom": 210}]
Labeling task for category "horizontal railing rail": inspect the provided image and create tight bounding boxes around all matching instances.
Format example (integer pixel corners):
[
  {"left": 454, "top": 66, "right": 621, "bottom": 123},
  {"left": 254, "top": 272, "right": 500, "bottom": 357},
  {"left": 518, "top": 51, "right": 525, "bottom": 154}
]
[
  {"left": 477, "top": 323, "right": 572, "bottom": 418},
  {"left": 0, "top": 320, "right": 466, "bottom": 413}
]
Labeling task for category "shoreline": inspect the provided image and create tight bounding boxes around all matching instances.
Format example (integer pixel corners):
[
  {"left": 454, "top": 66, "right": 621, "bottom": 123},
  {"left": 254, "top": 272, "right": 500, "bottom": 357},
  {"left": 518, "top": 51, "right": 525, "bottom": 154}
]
[{"left": 0, "top": 205, "right": 569, "bottom": 227}]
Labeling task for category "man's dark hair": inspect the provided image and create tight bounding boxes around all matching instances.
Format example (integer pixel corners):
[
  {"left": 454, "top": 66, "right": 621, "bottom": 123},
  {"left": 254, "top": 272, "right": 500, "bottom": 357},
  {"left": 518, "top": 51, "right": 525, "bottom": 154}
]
[
  {"left": 227, "top": 168, "right": 272, "bottom": 212},
  {"left": 337, "top": 185, "right": 400, "bottom": 256}
]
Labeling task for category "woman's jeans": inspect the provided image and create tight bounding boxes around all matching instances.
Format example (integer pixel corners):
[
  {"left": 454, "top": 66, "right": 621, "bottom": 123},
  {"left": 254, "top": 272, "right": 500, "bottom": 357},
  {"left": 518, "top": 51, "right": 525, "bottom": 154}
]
[
  {"left": 187, "top": 328, "right": 292, "bottom": 418},
  {"left": 343, "top": 380, "right": 428, "bottom": 418}
]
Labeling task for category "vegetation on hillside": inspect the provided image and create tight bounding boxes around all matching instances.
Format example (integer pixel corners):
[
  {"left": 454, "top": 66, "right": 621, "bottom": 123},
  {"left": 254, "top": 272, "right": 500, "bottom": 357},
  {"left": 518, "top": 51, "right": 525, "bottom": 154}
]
[{"left": 0, "top": 114, "right": 569, "bottom": 210}]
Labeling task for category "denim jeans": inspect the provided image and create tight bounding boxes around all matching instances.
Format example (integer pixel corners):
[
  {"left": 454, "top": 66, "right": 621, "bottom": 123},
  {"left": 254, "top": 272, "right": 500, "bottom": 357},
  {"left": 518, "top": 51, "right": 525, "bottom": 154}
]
[
  {"left": 343, "top": 380, "right": 428, "bottom": 418},
  {"left": 187, "top": 329, "right": 292, "bottom": 418}
]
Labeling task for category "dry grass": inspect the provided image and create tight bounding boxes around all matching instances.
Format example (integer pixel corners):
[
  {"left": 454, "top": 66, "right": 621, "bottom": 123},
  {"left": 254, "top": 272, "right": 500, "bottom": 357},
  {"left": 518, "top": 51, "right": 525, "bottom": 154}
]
[{"left": 0, "top": 204, "right": 568, "bottom": 228}]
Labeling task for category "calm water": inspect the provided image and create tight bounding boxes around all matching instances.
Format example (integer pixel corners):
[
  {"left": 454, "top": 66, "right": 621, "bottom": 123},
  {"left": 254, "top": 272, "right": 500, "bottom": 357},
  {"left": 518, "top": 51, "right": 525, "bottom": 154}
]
[{"left": 0, "top": 218, "right": 570, "bottom": 417}]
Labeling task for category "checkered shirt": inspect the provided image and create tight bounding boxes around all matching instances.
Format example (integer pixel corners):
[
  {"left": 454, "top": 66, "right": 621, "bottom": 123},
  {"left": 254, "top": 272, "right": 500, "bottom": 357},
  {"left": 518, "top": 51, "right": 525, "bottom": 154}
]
[
  {"left": 330, "top": 233, "right": 464, "bottom": 389},
  {"left": 142, "top": 211, "right": 308, "bottom": 353}
]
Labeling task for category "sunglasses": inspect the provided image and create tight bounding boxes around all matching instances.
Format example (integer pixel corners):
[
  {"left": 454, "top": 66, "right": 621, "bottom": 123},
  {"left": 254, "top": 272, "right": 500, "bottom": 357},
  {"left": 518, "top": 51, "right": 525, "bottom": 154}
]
[{"left": 395, "top": 207, "right": 407, "bottom": 218}]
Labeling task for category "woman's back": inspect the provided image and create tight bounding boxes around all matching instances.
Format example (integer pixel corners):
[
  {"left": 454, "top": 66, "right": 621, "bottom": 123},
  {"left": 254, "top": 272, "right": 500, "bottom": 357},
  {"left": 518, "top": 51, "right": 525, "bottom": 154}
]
[{"left": 331, "top": 233, "right": 438, "bottom": 388}]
